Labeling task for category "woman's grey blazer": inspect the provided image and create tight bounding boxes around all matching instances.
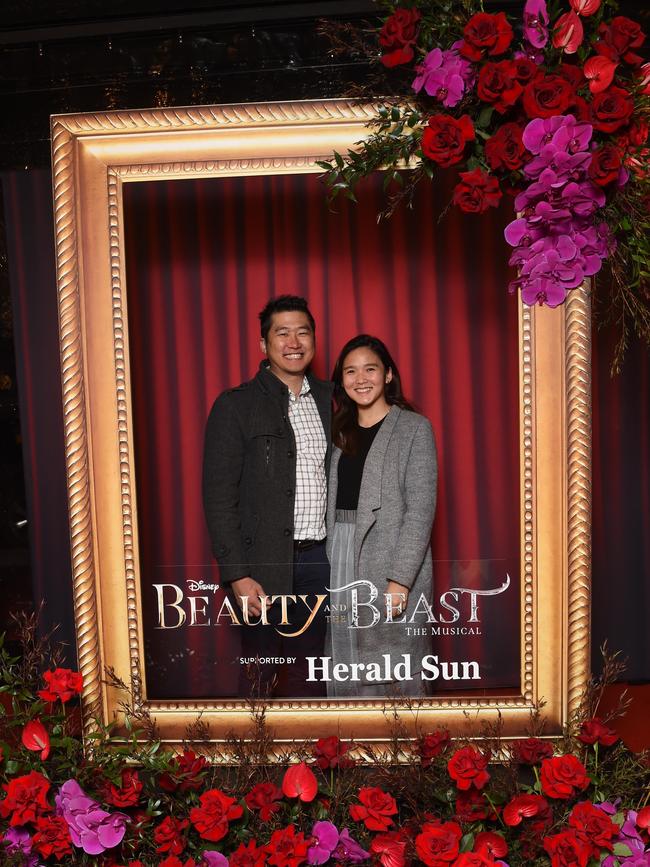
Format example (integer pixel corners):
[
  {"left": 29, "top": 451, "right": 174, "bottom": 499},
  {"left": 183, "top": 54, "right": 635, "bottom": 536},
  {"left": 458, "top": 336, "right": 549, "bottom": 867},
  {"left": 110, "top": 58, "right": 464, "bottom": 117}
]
[{"left": 326, "top": 405, "right": 437, "bottom": 672}]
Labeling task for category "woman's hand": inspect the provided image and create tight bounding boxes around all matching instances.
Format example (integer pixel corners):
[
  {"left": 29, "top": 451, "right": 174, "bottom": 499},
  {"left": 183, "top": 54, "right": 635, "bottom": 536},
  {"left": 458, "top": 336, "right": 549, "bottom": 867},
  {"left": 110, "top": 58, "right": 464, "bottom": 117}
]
[{"left": 385, "top": 580, "right": 409, "bottom": 617}]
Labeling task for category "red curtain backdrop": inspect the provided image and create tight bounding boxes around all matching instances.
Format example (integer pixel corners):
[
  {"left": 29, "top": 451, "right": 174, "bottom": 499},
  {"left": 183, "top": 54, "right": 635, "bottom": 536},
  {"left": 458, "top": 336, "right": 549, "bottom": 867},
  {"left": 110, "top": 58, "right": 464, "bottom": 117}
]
[{"left": 123, "top": 172, "right": 521, "bottom": 698}]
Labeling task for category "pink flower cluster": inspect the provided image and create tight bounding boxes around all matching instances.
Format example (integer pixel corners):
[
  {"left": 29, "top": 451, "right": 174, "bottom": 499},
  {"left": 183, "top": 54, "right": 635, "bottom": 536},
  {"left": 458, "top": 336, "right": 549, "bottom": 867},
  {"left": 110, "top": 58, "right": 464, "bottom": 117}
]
[
  {"left": 505, "top": 114, "right": 615, "bottom": 306},
  {"left": 412, "top": 45, "right": 475, "bottom": 108},
  {"left": 55, "top": 780, "right": 128, "bottom": 855}
]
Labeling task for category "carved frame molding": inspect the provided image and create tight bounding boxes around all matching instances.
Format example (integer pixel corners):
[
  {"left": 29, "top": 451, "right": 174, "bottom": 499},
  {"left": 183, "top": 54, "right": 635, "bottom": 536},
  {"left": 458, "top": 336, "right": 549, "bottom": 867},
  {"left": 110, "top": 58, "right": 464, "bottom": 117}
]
[{"left": 51, "top": 99, "right": 591, "bottom": 747}]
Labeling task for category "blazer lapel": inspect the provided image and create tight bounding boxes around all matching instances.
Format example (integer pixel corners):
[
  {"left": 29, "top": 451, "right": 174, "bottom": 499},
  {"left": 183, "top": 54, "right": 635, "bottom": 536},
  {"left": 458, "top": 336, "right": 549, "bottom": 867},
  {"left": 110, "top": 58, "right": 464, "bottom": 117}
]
[{"left": 354, "top": 405, "right": 401, "bottom": 563}]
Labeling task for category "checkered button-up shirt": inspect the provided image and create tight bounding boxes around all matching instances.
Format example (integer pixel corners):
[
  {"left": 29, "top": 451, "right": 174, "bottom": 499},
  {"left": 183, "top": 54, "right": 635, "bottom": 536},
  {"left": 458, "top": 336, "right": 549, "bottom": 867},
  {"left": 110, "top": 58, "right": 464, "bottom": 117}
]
[{"left": 288, "top": 376, "right": 327, "bottom": 540}]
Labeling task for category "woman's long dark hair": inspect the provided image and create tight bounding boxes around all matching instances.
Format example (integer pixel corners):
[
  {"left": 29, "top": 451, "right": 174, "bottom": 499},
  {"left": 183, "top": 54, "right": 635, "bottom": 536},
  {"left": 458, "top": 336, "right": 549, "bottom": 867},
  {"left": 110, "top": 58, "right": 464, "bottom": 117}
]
[{"left": 331, "top": 334, "right": 415, "bottom": 454}]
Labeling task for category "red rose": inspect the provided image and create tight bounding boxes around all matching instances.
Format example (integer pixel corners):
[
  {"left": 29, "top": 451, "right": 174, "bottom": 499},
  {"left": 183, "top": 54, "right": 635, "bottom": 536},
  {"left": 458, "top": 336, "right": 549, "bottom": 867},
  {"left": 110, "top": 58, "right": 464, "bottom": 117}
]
[
  {"left": 0, "top": 770, "right": 52, "bottom": 826},
  {"left": 569, "top": 801, "right": 617, "bottom": 857},
  {"left": 627, "top": 118, "right": 649, "bottom": 147},
  {"left": 245, "top": 781, "right": 283, "bottom": 820},
  {"left": 32, "top": 816, "right": 72, "bottom": 861},
  {"left": 597, "top": 17, "right": 646, "bottom": 65},
  {"left": 590, "top": 85, "right": 634, "bottom": 133},
  {"left": 454, "top": 789, "right": 496, "bottom": 822},
  {"left": 475, "top": 831, "right": 508, "bottom": 859},
  {"left": 189, "top": 788, "right": 243, "bottom": 841},
  {"left": 512, "top": 738, "right": 554, "bottom": 764},
  {"left": 154, "top": 816, "right": 190, "bottom": 855},
  {"left": 447, "top": 746, "right": 490, "bottom": 790},
  {"left": 37, "top": 668, "right": 83, "bottom": 703},
  {"left": 477, "top": 61, "right": 523, "bottom": 114},
  {"left": 453, "top": 169, "right": 502, "bottom": 214},
  {"left": 379, "top": 9, "right": 421, "bottom": 68},
  {"left": 578, "top": 717, "right": 619, "bottom": 745},
  {"left": 557, "top": 63, "right": 585, "bottom": 88},
  {"left": 421, "top": 115, "right": 475, "bottom": 167},
  {"left": 588, "top": 145, "right": 624, "bottom": 186},
  {"left": 104, "top": 768, "right": 143, "bottom": 808},
  {"left": 159, "top": 858, "right": 196, "bottom": 867},
  {"left": 513, "top": 58, "right": 539, "bottom": 85},
  {"left": 231, "top": 839, "right": 267, "bottom": 867},
  {"left": 460, "top": 12, "right": 513, "bottom": 61},
  {"left": 523, "top": 74, "right": 575, "bottom": 118},
  {"left": 453, "top": 855, "right": 493, "bottom": 867},
  {"left": 540, "top": 755, "right": 590, "bottom": 799},
  {"left": 370, "top": 831, "right": 408, "bottom": 867},
  {"left": 415, "top": 821, "right": 463, "bottom": 867},
  {"left": 485, "top": 123, "right": 527, "bottom": 172},
  {"left": 543, "top": 830, "right": 591, "bottom": 867},
  {"left": 350, "top": 787, "right": 398, "bottom": 832},
  {"left": 503, "top": 794, "right": 549, "bottom": 827},
  {"left": 313, "top": 736, "right": 354, "bottom": 769},
  {"left": 418, "top": 730, "right": 451, "bottom": 766},
  {"left": 553, "top": 12, "right": 584, "bottom": 54},
  {"left": 159, "top": 749, "right": 208, "bottom": 792},
  {"left": 265, "top": 825, "right": 310, "bottom": 867}
]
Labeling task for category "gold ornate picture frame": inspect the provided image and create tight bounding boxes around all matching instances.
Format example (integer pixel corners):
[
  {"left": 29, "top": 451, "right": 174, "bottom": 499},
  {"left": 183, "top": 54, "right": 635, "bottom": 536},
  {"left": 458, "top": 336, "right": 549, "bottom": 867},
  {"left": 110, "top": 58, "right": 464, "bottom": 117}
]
[{"left": 51, "top": 99, "right": 591, "bottom": 749}]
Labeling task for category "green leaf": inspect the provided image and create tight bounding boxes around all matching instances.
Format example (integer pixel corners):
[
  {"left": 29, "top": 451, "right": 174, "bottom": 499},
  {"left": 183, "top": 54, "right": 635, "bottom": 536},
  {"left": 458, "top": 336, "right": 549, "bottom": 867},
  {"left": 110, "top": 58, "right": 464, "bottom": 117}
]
[
  {"left": 613, "top": 844, "right": 633, "bottom": 857},
  {"left": 390, "top": 106, "right": 401, "bottom": 122},
  {"left": 334, "top": 151, "right": 344, "bottom": 170},
  {"left": 460, "top": 833, "right": 475, "bottom": 853},
  {"left": 477, "top": 106, "right": 495, "bottom": 128}
]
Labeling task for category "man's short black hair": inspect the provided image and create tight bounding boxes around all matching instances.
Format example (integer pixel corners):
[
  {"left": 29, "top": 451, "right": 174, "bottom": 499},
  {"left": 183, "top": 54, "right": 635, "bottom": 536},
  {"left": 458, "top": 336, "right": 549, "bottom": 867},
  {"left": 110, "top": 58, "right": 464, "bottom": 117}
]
[{"left": 259, "top": 295, "right": 316, "bottom": 341}]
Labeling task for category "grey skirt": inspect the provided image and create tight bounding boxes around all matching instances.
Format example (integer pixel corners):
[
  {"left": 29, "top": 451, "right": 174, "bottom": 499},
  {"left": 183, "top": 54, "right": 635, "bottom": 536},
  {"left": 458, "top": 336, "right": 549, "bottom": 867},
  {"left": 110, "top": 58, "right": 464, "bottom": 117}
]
[{"left": 326, "top": 510, "right": 425, "bottom": 699}]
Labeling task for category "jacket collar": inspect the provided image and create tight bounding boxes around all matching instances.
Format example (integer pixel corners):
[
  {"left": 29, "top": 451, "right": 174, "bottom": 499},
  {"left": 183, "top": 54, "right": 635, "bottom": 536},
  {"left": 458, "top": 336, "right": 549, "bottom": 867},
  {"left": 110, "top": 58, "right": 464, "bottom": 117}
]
[{"left": 255, "top": 360, "right": 332, "bottom": 401}]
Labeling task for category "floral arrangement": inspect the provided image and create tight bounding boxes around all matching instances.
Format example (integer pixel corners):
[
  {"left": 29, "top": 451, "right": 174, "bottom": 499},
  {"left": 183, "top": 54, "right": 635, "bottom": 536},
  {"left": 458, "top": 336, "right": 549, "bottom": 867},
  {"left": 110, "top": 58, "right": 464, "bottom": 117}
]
[
  {"left": 318, "top": 0, "right": 649, "bottom": 367},
  {"left": 2, "top": 618, "right": 650, "bottom": 867}
]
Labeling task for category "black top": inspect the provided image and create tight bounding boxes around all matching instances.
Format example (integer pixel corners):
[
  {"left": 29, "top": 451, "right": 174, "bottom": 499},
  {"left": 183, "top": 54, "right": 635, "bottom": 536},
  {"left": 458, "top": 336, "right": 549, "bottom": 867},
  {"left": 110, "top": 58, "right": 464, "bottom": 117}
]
[{"left": 336, "top": 417, "right": 386, "bottom": 510}]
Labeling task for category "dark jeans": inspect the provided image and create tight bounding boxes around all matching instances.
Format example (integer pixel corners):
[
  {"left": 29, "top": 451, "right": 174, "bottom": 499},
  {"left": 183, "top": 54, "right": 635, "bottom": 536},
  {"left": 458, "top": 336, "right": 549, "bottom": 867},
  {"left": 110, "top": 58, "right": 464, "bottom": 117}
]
[{"left": 238, "top": 540, "right": 329, "bottom": 698}]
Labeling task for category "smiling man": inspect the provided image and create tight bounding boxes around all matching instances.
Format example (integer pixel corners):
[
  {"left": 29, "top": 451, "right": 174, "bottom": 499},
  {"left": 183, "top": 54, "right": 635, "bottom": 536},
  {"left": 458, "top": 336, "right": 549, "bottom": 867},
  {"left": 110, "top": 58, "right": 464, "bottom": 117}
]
[{"left": 202, "top": 296, "right": 332, "bottom": 698}]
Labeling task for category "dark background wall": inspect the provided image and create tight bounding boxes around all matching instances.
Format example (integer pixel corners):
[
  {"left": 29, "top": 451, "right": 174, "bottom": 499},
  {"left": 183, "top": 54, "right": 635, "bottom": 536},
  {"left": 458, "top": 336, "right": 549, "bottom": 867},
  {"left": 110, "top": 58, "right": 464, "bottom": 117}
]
[{"left": 0, "top": 1, "right": 649, "bottom": 687}]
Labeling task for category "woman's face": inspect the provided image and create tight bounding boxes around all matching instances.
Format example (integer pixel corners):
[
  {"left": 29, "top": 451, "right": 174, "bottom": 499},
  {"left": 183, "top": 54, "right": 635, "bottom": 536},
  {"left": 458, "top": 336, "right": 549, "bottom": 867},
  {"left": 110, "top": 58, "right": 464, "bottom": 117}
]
[{"left": 341, "top": 347, "right": 392, "bottom": 410}]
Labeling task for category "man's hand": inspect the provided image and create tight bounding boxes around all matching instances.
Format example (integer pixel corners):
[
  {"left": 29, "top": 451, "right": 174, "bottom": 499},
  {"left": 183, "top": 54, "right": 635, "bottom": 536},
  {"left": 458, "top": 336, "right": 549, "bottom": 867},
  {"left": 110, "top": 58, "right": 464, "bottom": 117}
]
[
  {"left": 231, "top": 576, "right": 270, "bottom": 617},
  {"left": 385, "top": 580, "right": 409, "bottom": 618}
]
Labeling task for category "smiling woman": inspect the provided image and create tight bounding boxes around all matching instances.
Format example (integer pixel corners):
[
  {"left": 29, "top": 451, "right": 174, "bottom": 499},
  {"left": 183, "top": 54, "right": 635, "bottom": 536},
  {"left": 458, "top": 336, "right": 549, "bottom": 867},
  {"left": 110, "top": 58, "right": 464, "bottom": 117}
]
[{"left": 327, "top": 335, "right": 437, "bottom": 698}]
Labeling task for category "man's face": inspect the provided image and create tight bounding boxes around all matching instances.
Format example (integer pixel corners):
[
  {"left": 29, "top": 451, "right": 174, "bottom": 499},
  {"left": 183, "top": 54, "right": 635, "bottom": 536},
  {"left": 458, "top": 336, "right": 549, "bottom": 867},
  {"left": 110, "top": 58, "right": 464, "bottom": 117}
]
[{"left": 261, "top": 311, "right": 315, "bottom": 381}]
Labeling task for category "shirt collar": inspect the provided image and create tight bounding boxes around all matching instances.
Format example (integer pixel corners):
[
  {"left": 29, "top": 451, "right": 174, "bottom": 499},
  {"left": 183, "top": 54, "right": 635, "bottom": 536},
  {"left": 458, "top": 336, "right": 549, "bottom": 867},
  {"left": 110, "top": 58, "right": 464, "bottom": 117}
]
[{"left": 289, "top": 376, "right": 311, "bottom": 401}]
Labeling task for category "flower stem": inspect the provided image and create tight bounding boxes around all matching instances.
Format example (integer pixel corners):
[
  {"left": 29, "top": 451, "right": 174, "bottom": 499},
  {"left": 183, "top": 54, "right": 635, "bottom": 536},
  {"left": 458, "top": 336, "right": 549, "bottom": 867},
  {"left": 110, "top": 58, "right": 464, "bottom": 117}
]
[{"left": 485, "top": 792, "right": 505, "bottom": 829}]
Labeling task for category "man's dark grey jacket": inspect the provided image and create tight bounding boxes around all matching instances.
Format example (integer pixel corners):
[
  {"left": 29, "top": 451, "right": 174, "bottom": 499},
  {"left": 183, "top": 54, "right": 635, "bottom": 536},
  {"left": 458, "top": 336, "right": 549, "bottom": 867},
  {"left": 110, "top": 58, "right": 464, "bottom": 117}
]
[{"left": 202, "top": 362, "right": 333, "bottom": 597}]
